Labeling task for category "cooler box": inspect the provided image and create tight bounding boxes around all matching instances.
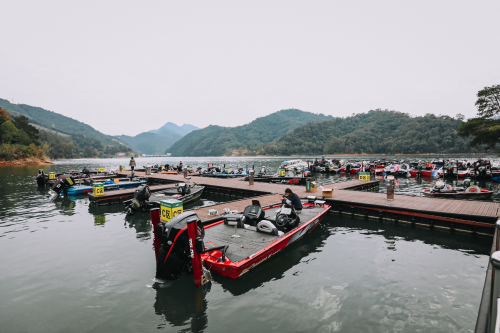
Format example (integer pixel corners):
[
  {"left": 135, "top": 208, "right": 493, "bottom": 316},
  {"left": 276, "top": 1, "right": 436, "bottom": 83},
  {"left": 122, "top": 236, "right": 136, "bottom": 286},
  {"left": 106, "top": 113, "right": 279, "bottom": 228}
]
[
  {"left": 92, "top": 183, "right": 105, "bottom": 196},
  {"left": 359, "top": 172, "right": 370, "bottom": 181},
  {"left": 277, "top": 169, "right": 286, "bottom": 177},
  {"left": 160, "top": 199, "right": 183, "bottom": 222},
  {"left": 48, "top": 172, "right": 56, "bottom": 180},
  {"left": 98, "top": 167, "right": 105, "bottom": 173}
]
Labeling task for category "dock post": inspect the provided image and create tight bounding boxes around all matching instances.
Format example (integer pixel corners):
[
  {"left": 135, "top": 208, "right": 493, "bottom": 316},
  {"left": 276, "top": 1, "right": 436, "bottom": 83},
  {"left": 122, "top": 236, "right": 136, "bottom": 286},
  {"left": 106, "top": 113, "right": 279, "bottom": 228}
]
[
  {"left": 490, "top": 251, "right": 500, "bottom": 332},
  {"left": 386, "top": 175, "right": 394, "bottom": 200},
  {"left": 183, "top": 168, "right": 188, "bottom": 178},
  {"left": 249, "top": 169, "right": 254, "bottom": 185}
]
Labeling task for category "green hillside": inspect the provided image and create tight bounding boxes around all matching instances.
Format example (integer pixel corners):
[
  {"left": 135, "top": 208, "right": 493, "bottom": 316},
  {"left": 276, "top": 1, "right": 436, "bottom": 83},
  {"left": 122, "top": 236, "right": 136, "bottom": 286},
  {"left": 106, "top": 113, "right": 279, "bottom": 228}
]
[
  {"left": 168, "top": 109, "right": 332, "bottom": 156},
  {"left": 255, "top": 109, "right": 485, "bottom": 155},
  {"left": 0, "top": 99, "right": 134, "bottom": 159},
  {"left": 0, "top": 98, "right": 119, "bottom": 145}
]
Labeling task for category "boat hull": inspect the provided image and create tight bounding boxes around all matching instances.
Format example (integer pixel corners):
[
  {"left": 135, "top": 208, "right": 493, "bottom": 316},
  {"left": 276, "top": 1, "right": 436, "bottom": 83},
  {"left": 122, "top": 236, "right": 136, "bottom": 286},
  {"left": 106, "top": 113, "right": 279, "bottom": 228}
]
[
  {"left": 202, "top": 204, "right": 330, "bottom": 279},
  {"left": 421, "top": 189, "right": 493, "bottom": 200},
  {"left": 67, "top": 180, "right": 147, "bottom": 195}
]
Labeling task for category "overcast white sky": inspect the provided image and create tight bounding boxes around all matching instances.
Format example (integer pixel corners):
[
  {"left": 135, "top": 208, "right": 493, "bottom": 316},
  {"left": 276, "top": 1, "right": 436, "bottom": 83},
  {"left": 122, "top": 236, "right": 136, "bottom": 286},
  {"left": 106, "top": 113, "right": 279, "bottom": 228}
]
[{"left": 1, "top": 1, "right": 499, "bottom": 136}]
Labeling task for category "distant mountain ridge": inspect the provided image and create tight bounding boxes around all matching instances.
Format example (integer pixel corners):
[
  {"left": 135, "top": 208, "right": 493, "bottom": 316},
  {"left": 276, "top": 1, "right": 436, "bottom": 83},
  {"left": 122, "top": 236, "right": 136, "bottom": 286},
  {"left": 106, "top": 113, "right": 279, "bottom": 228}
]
[
  {"left": 118, "top": 122, "right": 199, "bottom": 154},
  {"left": 149, "top": 122, "right": 199, "bottom": 137},
  {"left": 168, "top": 109, "right": 333, "bottom": 156}
]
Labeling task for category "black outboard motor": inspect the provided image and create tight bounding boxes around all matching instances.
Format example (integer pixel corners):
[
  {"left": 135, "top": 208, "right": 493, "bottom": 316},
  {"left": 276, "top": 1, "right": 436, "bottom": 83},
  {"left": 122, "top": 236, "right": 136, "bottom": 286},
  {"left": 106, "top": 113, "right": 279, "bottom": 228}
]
[
  {"left": 81, "top": 167, "right": 91, "bottom": 177},
  {"left": 124, "top": 184, "right": 152, "bottom": 215},
  {"left": 51, "top": 175, "right": 75, "bottom": 196},
  {"left": 155, "top": 211, "right": 205, "bottom": 280},
  {"left": 36, "top": 170, "right": 46, "bottom": 187},
  {"left": 177, "top": 183, "right": 191, "bottom": 196}
]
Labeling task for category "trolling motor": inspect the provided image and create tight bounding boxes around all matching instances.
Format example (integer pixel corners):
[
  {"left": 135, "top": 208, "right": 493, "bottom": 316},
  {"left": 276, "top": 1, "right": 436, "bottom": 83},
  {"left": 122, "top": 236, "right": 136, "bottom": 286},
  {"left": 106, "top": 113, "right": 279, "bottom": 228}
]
[
  {"left": 124, "top": 184, "right": 152, "bottom": 215},
  {"left": 49, "top": 175, "right": 75, "bottom": 200}
]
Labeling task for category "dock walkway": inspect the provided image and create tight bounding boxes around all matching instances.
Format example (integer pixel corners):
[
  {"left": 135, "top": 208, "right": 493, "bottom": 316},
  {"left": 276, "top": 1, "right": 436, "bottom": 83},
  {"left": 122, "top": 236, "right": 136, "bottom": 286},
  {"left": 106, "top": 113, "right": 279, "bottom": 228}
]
[{"left": 115, "top": 171, "right": 500, "bottom": 230}]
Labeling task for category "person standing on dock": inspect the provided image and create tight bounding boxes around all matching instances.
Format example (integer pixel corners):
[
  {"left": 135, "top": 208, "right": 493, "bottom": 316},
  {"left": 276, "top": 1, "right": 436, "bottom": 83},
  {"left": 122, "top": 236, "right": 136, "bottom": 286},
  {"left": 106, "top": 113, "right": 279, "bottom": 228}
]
[{"left": 129, "top": 157, "right": 136, "bottom": 171}]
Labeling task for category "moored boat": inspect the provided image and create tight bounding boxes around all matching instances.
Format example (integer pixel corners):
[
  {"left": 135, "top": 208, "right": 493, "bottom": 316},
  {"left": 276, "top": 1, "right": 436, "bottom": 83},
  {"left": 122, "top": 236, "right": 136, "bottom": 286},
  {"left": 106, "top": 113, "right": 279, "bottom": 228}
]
[
  {"left": 150, "top": 198, "right": 330, "bottom": 286},
  {"left": 124, "top": 179, "right": 205, "bottom": 215},
  {"left": 421, "top": 180, "right": 493, "bottom": 200}
]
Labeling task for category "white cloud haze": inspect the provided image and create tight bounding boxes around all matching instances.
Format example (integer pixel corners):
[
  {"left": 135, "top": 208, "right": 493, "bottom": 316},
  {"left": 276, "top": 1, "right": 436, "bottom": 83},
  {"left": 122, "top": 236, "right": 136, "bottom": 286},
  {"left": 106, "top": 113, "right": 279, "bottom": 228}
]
[{"left": 1, "top": 0, "right": 499, "bottom": 136}]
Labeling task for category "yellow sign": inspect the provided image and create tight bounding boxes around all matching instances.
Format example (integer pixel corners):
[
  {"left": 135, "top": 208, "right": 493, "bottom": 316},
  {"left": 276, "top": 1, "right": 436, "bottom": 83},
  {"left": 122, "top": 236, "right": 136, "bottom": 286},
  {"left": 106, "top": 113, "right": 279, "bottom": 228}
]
[
  {"left": 49, "top": 172, "right": 56, "bottom": 180},
  {"left": 359, "top": 173, "right": 370, "bottom": 181},
  {"left": 160, "top": 199, "right": 183, "bottom": 222},
  {"left": 98, "top": 168, "right": 105, "bottom": 173},
  {"left": 93, "top": 183, "right": 105, "bottom": 196}
]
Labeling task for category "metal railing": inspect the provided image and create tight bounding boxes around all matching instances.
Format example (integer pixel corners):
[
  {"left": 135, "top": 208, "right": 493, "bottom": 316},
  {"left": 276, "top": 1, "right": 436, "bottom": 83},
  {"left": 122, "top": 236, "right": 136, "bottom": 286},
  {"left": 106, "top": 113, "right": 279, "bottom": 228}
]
[{"left": 475, "top": 220, "right": 500, "bottom": 333}]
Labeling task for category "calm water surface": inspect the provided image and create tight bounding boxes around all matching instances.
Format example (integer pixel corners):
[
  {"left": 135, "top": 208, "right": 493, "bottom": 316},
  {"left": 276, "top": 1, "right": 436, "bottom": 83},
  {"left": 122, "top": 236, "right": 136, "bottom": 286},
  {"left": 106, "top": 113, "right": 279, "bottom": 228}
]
[{"left": 0, "top": 157, "right": 494, "bottom": 332}]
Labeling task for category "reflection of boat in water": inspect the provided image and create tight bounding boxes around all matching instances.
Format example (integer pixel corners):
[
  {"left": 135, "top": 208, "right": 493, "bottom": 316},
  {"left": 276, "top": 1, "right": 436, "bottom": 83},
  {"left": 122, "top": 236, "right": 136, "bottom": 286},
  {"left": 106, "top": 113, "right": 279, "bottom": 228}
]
[
  {"left": 151, "top": 199, "right": 329, "bottom": 286},
  {"left": 153, "top": 277, "right": 209, "bottom": 331},
  {"left": 124, "top": 179, "right": 205, "bottom": 215},
  {"left": 421, "top": 180, "right": 493, "bottom": 200}
]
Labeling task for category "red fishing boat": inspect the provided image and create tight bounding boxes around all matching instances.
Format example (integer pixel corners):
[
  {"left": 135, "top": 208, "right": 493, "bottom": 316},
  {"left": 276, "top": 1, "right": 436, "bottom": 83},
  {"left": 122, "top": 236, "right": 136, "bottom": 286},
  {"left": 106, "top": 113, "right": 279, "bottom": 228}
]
[
  {"left": 150, "top": 199, "right": 330, "bottom": 287},
  {"left": 409, "top": 163, "right": 435, "bottom": 177},
  {"left": 339, "top": 163, "right": 362, "bottom": 174}
]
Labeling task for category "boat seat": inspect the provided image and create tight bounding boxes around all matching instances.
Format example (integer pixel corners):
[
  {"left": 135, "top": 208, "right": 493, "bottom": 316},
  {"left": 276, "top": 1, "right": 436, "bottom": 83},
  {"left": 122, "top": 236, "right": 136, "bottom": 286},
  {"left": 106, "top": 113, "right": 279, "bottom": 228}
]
[
  {"left": 243, "top": 204, "right": 265, "bottom": 226},
  {"left": 224, "top": 214, "right": 245, "bottom": 228},
  {"left": 256, "top": 220, "right": 279, "bottom": 236}
]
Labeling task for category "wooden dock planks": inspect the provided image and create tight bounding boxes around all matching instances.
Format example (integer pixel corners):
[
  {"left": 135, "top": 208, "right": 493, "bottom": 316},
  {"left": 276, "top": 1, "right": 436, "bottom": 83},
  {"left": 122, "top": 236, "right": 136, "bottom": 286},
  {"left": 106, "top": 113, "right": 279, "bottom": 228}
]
[{"left": 115, "top": 171, "right": 500, "bottom": 220}]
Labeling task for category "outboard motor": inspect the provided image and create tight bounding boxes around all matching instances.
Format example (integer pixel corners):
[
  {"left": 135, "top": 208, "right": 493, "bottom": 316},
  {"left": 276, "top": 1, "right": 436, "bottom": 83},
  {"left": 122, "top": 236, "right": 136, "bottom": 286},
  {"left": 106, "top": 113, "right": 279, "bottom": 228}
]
[
  {"left": 124, "top": 184, "right": 151, "bottom": 215},
  {"left": 154, "top": 211, "right": 206, "bottom": 280},
  {"left": 50, "top": 175, "right": 75, "bottom": 198},
  {"left": 81, "top": 167, "right": 91, "bottom": 177},
  {"left": 274, "top": 204, "right": 299, "bottom": 232},
  {"left": 36, "top": 169, "right": 46, "bottom": 187},
  {"left": 177, "top": 182, "right": 191, "bottom": 196}
]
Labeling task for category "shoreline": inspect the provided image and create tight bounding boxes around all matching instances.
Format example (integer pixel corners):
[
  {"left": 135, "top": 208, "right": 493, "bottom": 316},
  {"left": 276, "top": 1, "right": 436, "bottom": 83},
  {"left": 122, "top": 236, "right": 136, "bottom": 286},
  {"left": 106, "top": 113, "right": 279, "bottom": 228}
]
[{"left": 0, "top": 157, "right": 54, "bottom": 167}]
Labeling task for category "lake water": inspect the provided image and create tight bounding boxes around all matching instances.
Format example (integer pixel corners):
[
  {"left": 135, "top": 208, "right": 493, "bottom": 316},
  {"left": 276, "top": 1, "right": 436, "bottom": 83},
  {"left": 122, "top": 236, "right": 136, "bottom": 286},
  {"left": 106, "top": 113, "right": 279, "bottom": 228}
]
[{"left": 0, "top": 156, "right": 495, "bottom": 332}]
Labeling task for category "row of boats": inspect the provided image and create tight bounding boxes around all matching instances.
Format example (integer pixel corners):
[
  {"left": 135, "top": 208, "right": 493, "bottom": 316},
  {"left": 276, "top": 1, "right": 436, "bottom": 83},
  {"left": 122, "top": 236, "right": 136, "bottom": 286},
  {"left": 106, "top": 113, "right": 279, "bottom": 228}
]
[{"left": 37, "top": 160, "right": 497, "bottom": 289}]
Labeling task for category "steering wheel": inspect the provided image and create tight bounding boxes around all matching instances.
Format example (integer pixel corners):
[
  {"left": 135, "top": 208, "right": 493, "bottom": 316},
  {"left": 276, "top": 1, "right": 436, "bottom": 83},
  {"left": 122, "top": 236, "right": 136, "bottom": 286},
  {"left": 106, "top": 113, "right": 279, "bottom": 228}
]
[{"left": 275, "top": 214, "right": 288, "bottom": 227}]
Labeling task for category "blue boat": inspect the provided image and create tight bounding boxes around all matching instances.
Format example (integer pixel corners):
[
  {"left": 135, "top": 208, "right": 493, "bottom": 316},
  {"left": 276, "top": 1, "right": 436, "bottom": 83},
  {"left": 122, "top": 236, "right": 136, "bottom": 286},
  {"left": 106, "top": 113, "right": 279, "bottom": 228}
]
[{"left": 66, "top": 179, "right": 147, "bottom": 195}]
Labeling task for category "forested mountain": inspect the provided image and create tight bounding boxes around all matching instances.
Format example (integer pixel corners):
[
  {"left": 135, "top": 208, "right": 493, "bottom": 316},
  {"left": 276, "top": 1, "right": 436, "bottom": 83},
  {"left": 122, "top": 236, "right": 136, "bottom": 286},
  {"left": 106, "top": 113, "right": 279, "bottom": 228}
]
[
  {"left": 118, "top": 122, "right": 199, "bottom": 154},
  {"left": 255, "top": 110, "right": 486, "bottom": 155},
  {"left": 0, "top": 99, "right": 134, "bottom": 159},
  {"left": 168, "top": 109, "right": 332, "bottom": 156}
]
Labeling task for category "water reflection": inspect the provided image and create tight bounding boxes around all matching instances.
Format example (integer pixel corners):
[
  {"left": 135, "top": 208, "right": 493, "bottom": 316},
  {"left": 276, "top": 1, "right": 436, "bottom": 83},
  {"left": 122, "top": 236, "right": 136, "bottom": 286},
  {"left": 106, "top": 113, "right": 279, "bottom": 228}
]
[{"left": 154, "top": 278, "right": 210, "bottom": 332}]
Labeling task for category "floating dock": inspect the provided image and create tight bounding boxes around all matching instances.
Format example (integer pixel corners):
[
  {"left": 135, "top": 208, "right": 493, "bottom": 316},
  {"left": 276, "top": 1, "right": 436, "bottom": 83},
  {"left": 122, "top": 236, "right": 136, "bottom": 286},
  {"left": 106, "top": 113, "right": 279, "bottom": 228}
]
[{"left": 115, "top": 170, "right": 499, "bottom": 234}]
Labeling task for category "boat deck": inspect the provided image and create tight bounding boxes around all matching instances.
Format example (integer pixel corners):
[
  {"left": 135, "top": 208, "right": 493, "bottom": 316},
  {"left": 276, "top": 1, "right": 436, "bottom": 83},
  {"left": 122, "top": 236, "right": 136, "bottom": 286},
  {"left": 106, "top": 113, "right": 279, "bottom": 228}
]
[{"left": 204, "top": 206, "right": 325, "bottom": 262}]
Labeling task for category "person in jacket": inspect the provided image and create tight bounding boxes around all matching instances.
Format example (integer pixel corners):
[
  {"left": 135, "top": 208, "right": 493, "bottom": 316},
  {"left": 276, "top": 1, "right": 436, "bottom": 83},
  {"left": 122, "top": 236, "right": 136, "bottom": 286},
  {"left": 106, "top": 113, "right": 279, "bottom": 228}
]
[
  {"left": 129, "top": 157, "right": 136, "bottom": 171},
  {"left": 282, "top": 188, "right": 303, "bottom": 213}
]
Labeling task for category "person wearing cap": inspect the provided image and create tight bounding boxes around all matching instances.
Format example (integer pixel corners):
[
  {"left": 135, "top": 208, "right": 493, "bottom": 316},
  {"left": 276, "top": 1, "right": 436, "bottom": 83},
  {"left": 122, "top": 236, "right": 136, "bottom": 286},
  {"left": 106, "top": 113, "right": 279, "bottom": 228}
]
[{"left": 282, "top": 188, "right": 302, "bottom": 213}]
